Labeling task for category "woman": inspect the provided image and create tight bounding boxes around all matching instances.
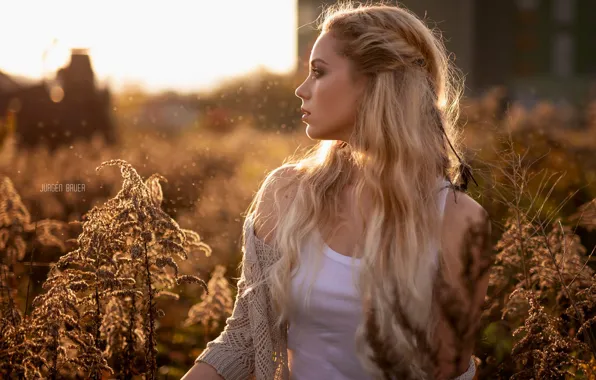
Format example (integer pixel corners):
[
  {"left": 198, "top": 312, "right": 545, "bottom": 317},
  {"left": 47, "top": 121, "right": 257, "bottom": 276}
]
[{"left": 183, "top": 2, "right": 491, "bottom": 379}]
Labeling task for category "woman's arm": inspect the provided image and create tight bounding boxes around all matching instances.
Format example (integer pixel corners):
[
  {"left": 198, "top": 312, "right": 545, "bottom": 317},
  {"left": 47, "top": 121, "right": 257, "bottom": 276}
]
[
  {"left": 436, "top": 191, "right": 492, "bottom": 379},
  {"left": 184, "top": 252, "right": 257, "bottom": 380},
  {"left": 182, "top": 165, "right": 298, "bottom": 380},
  {"left": 180, "top": 362, "right": 224, "bottom": 380}
]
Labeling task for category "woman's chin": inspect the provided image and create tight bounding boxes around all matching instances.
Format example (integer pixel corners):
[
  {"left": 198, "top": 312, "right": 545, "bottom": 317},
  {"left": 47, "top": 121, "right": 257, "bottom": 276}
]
[
  {"left": 305, "top": 125, "right": 323, "bottom": 140},
  {"left": 305, "top": 122, "right": 350, "bottom": 142},
  {"left": 308, "top": 126, "right": 341, "bottom": 141}
]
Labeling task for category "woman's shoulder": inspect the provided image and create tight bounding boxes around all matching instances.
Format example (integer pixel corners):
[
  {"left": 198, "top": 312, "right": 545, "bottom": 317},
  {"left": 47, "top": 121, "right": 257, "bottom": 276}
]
[
  {"left": 440, "top": 186, "right": 492, "bottom": 287},
  {"left": 442, "top": 188, "right": 490, "bottom": 252},
  {"left": 443, "top": 187, "right": 489, "bottom": 225},
  {"left": 252, "top": 164, "right": 301, "bottom": 245},
  {"left": 263, "top": 163, "right": 301, "bottom": 185}
]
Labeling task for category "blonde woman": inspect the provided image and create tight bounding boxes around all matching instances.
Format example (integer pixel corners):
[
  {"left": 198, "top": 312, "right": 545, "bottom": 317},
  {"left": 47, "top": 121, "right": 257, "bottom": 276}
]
[{"left": 183, "top": 2, "right": 491, "bottom": 379}]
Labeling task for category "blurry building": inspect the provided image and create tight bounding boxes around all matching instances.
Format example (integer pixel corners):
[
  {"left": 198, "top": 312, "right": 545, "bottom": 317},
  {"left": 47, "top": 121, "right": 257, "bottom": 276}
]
[
  {"left": 0, "top": 49, "right": 117, "bottom": 151},
  {"left": 0, "top": 72, "right": 25, "bottom": 94},
  {"left": 297, "top": 0, "right": 596, "bottom": 103}
]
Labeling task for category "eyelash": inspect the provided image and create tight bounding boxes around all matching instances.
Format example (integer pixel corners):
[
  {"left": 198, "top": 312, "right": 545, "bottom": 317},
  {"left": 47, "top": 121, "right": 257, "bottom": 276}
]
[{"left": 310, "top": 67, "right": 323, "bottom": 79}]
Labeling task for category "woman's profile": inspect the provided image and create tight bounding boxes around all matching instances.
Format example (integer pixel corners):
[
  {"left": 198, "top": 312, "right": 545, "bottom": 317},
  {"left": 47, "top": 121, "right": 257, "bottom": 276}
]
[{"left": 183, "top": 2, "right": 491, "bottom": 379}]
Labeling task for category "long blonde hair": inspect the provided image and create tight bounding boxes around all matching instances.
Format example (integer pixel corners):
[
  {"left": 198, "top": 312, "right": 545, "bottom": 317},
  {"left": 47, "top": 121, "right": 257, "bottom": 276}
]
[{"left": 246, "top": 1, "right": 468, "bottom": 378}]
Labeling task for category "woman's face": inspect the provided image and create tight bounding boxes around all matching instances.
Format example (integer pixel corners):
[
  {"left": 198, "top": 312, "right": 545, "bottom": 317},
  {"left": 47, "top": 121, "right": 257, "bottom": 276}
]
[{"left": 295, "top": 32, "right": 367, "bottom": 142}]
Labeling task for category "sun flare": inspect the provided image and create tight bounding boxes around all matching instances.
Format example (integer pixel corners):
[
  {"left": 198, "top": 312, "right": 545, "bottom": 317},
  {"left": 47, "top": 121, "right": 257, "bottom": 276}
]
[{"left": 0, "top": 0, "right": 297, "bottom": 92}]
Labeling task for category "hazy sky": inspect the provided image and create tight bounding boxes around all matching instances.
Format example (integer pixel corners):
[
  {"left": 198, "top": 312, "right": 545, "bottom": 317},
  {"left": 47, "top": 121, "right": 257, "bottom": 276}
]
[{"left": 0, "top": 0, "right": 298, "bottom": 93}]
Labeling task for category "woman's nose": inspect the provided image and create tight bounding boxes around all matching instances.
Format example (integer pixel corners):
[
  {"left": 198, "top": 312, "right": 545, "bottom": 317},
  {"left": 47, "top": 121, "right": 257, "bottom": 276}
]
[{"left": 295, "top": 81, "right": 308, "bottom": 100}]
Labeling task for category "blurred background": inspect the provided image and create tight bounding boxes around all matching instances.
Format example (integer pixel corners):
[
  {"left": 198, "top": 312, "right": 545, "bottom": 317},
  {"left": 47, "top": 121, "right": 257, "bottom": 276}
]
[{"left": 1, "top": 0, "right": 595, "bottom": 378}]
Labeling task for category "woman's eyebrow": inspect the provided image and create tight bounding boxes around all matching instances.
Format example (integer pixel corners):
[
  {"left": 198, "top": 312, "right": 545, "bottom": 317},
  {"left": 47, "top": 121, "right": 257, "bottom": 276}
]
[{"left": 310, "top": 58, "right": 328, "bottom": 66}]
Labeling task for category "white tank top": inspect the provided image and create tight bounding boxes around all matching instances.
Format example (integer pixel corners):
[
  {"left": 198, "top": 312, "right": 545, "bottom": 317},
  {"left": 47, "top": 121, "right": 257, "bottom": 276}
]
[{"left": 287, "top": 179, "right": 452, "bottom": 380}]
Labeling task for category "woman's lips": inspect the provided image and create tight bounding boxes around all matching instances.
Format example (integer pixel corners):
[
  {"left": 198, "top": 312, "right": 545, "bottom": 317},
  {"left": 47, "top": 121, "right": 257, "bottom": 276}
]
[{"left": 301, "top": 108, "right": 311, "bottom": 120}]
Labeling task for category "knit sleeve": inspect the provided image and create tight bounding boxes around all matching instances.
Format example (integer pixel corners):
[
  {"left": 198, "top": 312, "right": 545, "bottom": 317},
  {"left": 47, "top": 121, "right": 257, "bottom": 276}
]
[
  {"left": 194, "top": 225, "right": 260, "bottom": 379},
  {"left": 450, "top": 356, "right": 476, "bottom": 380}
]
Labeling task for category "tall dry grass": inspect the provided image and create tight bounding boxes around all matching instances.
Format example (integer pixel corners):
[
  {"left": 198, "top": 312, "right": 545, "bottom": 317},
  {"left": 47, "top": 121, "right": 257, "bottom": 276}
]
[{"left": 466, "top": 131, "right": 596, "bottom": 378}]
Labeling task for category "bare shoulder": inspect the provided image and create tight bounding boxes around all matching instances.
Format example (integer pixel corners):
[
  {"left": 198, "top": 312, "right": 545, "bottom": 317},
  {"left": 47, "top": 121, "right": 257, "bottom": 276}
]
[
  {"left": 252, "top": 164, "right": 300, "bottom": 245},
  {"left": 440, "top": 188, "right": 492, "bottom": 284},
  {"left": 443, "top": 188, "right": 489, "bottom": 229}
]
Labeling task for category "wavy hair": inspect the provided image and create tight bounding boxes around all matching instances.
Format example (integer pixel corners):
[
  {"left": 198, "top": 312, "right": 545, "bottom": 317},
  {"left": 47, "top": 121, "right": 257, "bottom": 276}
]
[{"left": 245, "top": 1, "right": 469, "bottom": 378}]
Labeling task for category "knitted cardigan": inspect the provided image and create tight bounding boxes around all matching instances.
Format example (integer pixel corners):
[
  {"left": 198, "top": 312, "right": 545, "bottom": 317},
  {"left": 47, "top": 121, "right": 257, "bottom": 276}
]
[{"left": 195, "top": 216, "right": 476, "bottom": 380}]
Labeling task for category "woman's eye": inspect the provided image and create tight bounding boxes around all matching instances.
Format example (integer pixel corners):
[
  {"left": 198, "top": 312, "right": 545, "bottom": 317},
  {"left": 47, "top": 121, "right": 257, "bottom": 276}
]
[{"left": 310, "top": 68, "right": 323, "bottom": 79}]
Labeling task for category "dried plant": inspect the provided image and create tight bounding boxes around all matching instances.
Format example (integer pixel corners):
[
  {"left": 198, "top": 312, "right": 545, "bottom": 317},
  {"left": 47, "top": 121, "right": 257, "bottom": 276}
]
[
  {"left": 472, "top": 133, "right": 596, "bottom": 377},
  {"left": 572, "top": 273, "right": 596, "bottom": 347},
  {"left": 66, "top": 159, "right": 208, "bottom": 379},
  {"left": 0, "top": 160, "right": 211, "bottom": 379},
  {"left": 508, "top": 289, "right": 591, "bottom": 379},
  {"left": 0, "top": 262, "right": 23, "bottom": 376},
  {"left": 23, "top": 279, "right": 111, "bottom": 379},
  {"left": 490, "top": 215, "right": 595, "bottom": 325},
  {"left": 0, "top": 255, "right": 20, "bottom": 331},
  {"left": 0, "top": 177, "right": 70, "bottom": 378},
  {"left": 0, "top": 176, "right": 35, "bottom": 265},
  {"left": 184, "top": 264, "right": 234, "bottom": 343}
]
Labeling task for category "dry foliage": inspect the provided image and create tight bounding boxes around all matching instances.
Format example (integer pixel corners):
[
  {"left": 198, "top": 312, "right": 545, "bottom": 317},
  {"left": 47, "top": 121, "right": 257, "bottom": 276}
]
[
  {"left": 0, "top": 161, "right": 230, "bottom": 379},
  {"left": 184, "top": 264, "right": 234, "bottom": 344},
  {"left": 475, "top": 135, "right": 596, "bottom": 379}
]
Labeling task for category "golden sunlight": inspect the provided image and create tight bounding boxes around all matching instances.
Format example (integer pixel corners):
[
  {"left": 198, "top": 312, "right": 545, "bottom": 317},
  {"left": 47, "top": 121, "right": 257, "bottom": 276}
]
[{"left": 0, "top": 0, "right": 297, "bottom": 92}]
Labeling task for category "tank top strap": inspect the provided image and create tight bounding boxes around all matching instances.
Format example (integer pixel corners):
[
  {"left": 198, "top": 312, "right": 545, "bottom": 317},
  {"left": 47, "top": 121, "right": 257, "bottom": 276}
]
[
  {"left": 438, "top": 178, "right": 451, "bottom": 220},
  {"left": 434, "top": 178, "right": 451, "bottom": 267}
]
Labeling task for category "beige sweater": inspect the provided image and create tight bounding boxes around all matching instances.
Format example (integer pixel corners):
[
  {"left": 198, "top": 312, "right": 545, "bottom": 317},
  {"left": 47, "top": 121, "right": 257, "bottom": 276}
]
[{"left": 195, "top": 216, "right": 477, "bottom": 380}]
